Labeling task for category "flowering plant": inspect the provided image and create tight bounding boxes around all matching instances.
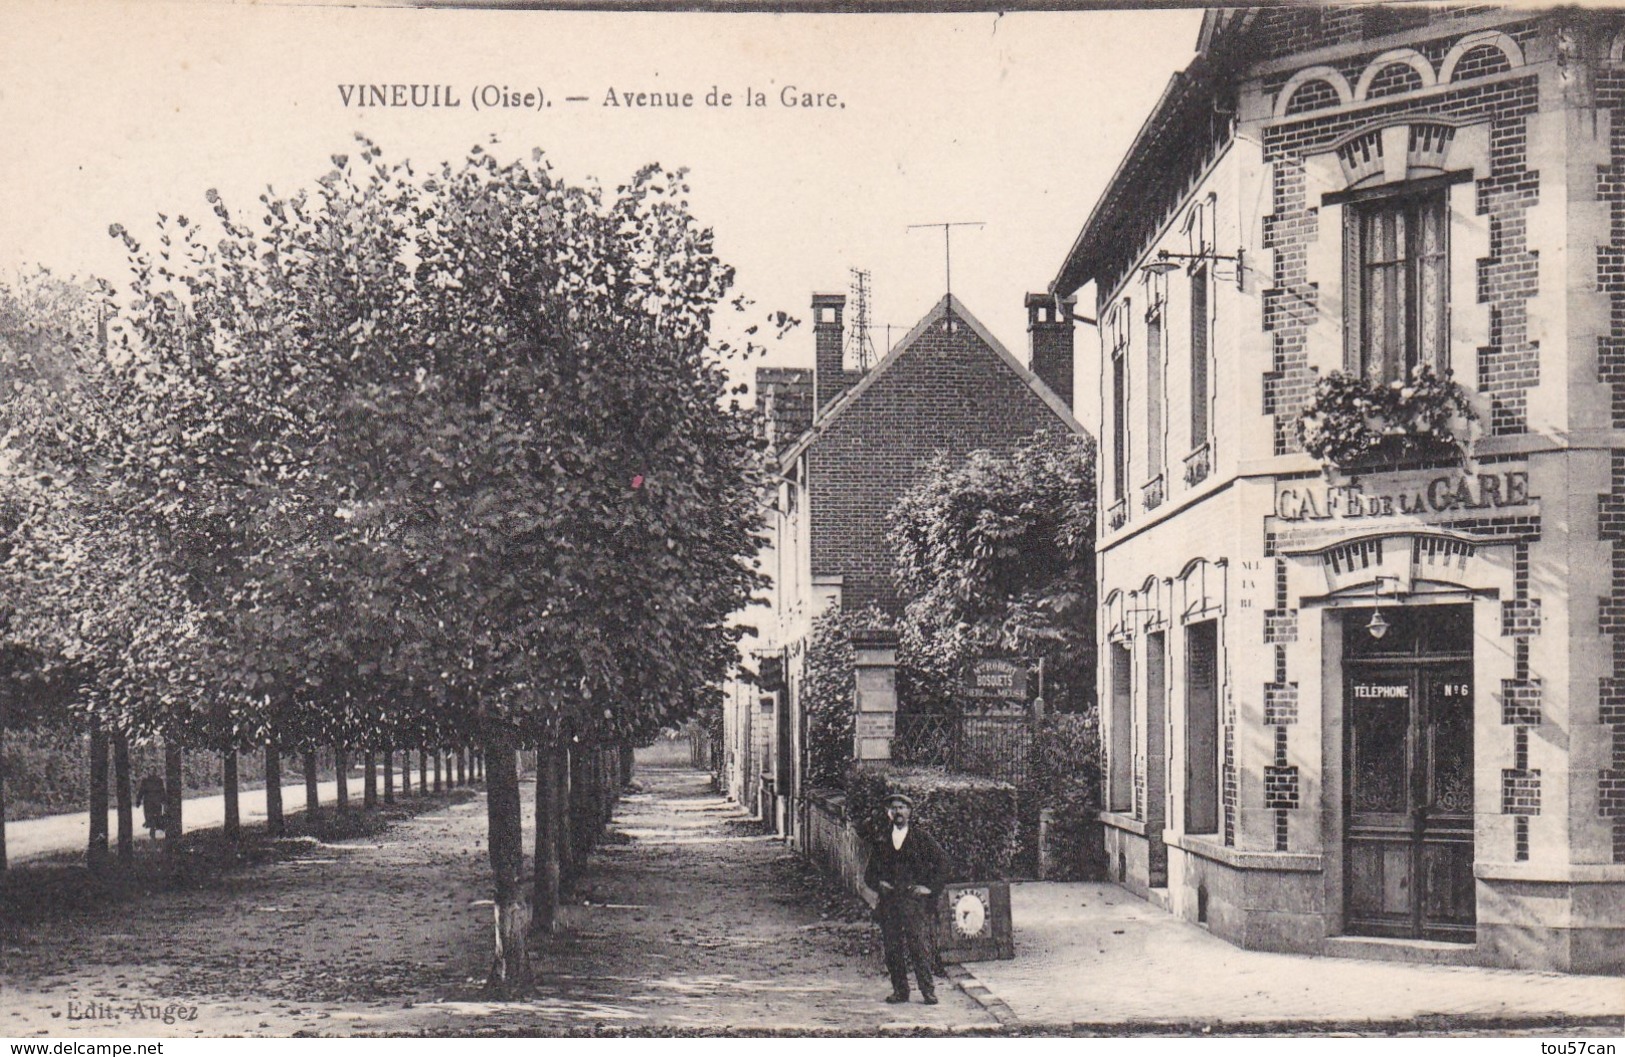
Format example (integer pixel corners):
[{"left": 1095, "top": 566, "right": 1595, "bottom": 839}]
[{"left": 1296, "top": 364, "right": 1476, "bottom": 468}]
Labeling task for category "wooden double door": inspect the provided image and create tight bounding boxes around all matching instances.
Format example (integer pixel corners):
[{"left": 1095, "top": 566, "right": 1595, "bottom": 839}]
[{"left": 1344, "top": 604, "right": 1476, "bottom": 941}]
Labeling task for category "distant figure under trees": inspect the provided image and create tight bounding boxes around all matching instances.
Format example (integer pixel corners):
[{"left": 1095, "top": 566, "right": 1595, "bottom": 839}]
[{"left": 134, "top": 774, "right": 166, "bottom": 838}]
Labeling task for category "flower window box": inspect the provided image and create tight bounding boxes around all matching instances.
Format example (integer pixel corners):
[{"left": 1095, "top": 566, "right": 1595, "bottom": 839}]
[{"left": 1295, "top": 365, "right": 1476, "bottom": 472}]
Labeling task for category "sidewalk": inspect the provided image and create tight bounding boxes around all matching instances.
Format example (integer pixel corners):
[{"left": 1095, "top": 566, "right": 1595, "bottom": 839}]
[
  {"left": 4, "top": 780, "right": 344, "bottom": 863},
  {"left": 955, "top": 882, "right": 1625, "bottom": 1029}
]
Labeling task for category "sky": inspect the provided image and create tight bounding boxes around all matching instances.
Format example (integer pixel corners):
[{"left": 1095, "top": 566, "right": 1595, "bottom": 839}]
[{"left": 0, "top": 1, "right": 1203, "bottom": 427}]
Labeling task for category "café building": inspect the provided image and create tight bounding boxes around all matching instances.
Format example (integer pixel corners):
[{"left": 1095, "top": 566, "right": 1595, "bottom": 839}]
[{"left": 1048, "top": 6, "right": 1625, "bottom": 971}]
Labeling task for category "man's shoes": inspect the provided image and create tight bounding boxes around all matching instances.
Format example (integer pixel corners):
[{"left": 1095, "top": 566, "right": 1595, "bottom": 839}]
[
  {"left": 885, "top": 993, "right": 909, "bottom": 1004},
  {"left": 921, "top": 993, "right": 939, "bottom": 1005}
]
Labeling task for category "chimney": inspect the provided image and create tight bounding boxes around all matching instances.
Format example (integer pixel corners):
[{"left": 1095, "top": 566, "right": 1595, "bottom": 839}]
[
  {"left": 1027, "top": 292, "right": 1075, "bottom": 413},
  {"left": 813, "top": 292, "right": 851, "bottom": 413}
]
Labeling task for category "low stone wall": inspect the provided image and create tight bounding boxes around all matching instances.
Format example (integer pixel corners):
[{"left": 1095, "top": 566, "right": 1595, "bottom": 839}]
[{"left": 798, "top": 789, "right": 875, "bottom": 906}]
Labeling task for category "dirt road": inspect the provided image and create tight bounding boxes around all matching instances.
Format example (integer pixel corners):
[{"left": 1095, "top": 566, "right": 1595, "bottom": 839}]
[
  {"left": 1, "top": 764, "right": 991, "bottom": 1036},
  {"left": 4, "top": 781, "right": 344, "bottom": 864},
  {"left": 486, "top": 764, "right": 992, "bottom": 1033}
]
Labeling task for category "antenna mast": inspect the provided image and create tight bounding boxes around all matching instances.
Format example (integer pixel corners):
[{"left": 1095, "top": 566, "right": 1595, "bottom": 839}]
[
  {"left": 907, "top": 221, "right": 985, "bottom": 302},
  {"left": 908, "top": 221, "right": 984, "bottom": 334},
  {"left": 845, "top": 268, "right": 878, "bottom": 372}
]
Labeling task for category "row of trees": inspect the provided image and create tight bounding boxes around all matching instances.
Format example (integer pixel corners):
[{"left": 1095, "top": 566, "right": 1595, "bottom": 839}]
[{"left": 0, "top": 137, "right": 772, "bottom": 991}]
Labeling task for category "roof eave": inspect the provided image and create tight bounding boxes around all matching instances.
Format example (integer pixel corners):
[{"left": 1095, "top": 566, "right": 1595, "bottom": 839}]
[
  {"left": 1049, "top": 68, "right": 1191, "bottom": 298},
  {"left": 1049, "top": 8, "right": 1256, "bottom": 299}
]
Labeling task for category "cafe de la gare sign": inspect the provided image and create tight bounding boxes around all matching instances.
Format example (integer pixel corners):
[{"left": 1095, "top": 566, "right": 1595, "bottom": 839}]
[{"left": 1275, "top": 467, "right": 1532, "bottom": 523}]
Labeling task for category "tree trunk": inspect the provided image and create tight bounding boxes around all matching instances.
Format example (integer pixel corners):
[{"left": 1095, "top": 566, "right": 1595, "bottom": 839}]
[
  {"left": 559, "top": 744, "right": 576, "bottom": 892},
  {"left": 419, "top": 748, "right": 427, "bottom": 795},
  {"left": 595, "top": 750, "right": 605, "bottom": 819},
  {"left": 264, "top": 734, "right": 283, "bottom": 838},
  {"left": 384, "top": 748, "right": 395, "bottom": 804},
  {"left": 113, "top": 729, "right": 133, "bottom": 865},
  {"left": 223, "top": 747, "right": 240, "bottom": 842},
  {"left": 569, "top": 746, "right": 590, "bottom": 864},
  {"left": 88, "top": 716, "right": 109, "bottom": 871},
  {"left": 483, "top": 728, "right": 532, "bottom": 995},
  {"left": 363, "top": 750, "right": 377, "bottom": 808},
  {"left": 335, "top": 746, "right": 349, "bottom": 813},
  {"left": 0, "top": 696, "right": 8, "bottom": 872},
  {"left": 457, "top": 747, "right": 467, "bottom": 786},
  {"left": 433, "top": 749, "right": 443, "bottom": 793},
  {"left": 303, "top": 750, "right": 319, "bottom": 818},
  {"left": 533, "top": 743, "right": 563, "bottom": 933},
  {"left": 620, "top": 743, "right": 634, "bottom": 787},
  {"left": 164, "top": 741, "right": 183, "bottom": 876},
  {"left": 593, "top": 751, "right": 605, "bottom": 827}
]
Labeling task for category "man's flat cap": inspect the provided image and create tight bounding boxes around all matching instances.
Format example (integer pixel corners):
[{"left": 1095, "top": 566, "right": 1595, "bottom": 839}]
[{"left": 884, "top": 792, "right": 914, "bottom": 808}]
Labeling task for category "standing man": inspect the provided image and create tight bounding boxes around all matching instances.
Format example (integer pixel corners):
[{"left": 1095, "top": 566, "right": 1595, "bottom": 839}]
[
  {"left": 134, "top": 773, "right": 166, "bottom": 839},
  {"left": 863, "top": 791, "right": 948, "bottom": 1004}
]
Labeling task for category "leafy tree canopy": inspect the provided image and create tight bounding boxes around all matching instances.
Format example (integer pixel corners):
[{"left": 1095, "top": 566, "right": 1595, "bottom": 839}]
[
  {"left": 0, "top": 137, "right": 773, "bottom": 755},
  {"left": 888, "top": 429, "right": 1097, "bottom": 712}
]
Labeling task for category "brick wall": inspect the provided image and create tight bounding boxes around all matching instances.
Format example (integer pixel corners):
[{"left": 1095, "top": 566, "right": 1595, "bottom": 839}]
[
  {"left": 1598, "top": 452, "right": 1625, "bottom": 862},
  {"left": 1598, "top": 66, "right": 1625, "bottom": 850},
  {"left": 799, "top": 791, "right": 875, "bottom": 906},
  {"left": 807, "top": 311, "right": 1071, "bottom": 614},
  {"left": 1251, "top": 7, "right": 1524, "bottom": 68},
  {"left": 1595, "top": 70, "right": 1625, "bottom": 430}
]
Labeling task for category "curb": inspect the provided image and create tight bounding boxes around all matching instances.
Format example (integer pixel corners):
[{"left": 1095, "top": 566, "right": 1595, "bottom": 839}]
[
  {"left": 996, "top": 1014, "right": 1625, "bottom": 1037},
  {"left": 944, "top": 963, "right": 1020, "bottom": 1028}
]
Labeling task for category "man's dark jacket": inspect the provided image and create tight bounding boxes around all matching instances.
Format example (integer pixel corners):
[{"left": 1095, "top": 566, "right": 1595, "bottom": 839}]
[{"left": 864, "top": 823, "right": 949, "bottom": 900}]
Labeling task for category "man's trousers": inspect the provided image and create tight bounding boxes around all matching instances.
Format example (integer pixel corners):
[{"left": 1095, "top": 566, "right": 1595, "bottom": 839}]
[{"left": 878, "top": 894, "right": 936, "bottom": 998}]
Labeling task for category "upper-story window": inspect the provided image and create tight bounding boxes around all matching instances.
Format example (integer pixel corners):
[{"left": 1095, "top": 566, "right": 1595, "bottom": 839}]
[
  {"left": 1112, "top": 348, "right": 1128, "bottom": 505},
  {"left": 1347, "top": 185, "right": 1448, "bottom": 382},
  {"left": 1189, "top": 263, "right": 1210, "bottom": 451},
  {"left": 1145, "top": 298, "right": 1165, "bottom": 482},
  {"left": 1109, "top": 301, "right": 1130, "bottom": 508}
]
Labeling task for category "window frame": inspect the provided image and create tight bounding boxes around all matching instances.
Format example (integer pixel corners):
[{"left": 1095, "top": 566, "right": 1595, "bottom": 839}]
[
  {"left": 1109, "top": 301, "right": 1131, "bottom": 507},
  {"left": 1108, "top": 639, "right": 1134, "bottom": 814},
  {"left": 1144, "top": 294, "right": 1167, "bottom": 484},
  {"left": 1336, "top": 175, "right": 1464, "bottom": 382},
  {"left": 1188, "top": 262, "right": 1211, "bottom": 453},
  {"left": 1183, "top": 619, "right": 1221, "bottom": 835}
]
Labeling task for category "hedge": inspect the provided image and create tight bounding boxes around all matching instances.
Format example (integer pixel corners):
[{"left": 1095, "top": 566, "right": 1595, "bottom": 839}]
[
  {"left": 845, "top": 764, "right": 1019, "bottom": 881},
  {"left": 0, "top": 727, "right": 357, "bottom": 821},
  {"left": 1018, "top": 712, "right": 1105, "bottom": 880}
]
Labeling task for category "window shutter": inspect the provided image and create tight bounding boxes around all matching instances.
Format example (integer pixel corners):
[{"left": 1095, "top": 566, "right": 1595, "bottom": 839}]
[{"left": 1190, "top": 267, "right": 1209, "bottom": 450}]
